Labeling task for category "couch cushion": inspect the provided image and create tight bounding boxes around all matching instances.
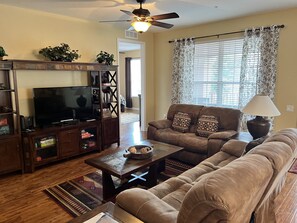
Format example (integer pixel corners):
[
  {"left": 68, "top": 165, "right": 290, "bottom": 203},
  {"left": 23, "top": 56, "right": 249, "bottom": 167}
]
[
  {"left": 178, "top": 133, "right": 208, "bottom": 154},
  {"left": 167, "top": 104, "right": 204, "bottom": 125},
  {"left": 247, "top": 141, "right": 293, "bottom": 174},
  {"left": 161, "top": 183, "right": 192, "bottom": 211},
  {"left": 199, "top": 106, "right": 241, "bottom": 131},
  {"left": 116, "top": 188, "right": 178, "bottom": 223},
  {"left": 264, "top": 128, "right": 297, "bottom": 153},
  {"left": 196, "top": 115, "right": 219, "bottom": 137},
  {"left": 172, "top": 112, "right": 191, "bottom": 133},
  {"left": 154, "top": 128, "right": 182, "bottom": 146},
  {"left": 177, "top": 154, "right": 273, "bottom": 223}
]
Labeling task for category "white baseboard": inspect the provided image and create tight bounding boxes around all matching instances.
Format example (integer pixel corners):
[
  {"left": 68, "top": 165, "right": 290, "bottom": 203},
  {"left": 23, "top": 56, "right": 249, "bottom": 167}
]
[{"left": 126, "top": 107, "right": 139, "bottom": 111}]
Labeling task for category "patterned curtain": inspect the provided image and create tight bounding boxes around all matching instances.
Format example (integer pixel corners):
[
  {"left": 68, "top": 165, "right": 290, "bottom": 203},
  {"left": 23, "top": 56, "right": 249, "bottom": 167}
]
[
  {"left": 239, "top": 25, "right": 281, "bottom": 130},
  {"left": 171, "top": 38, "right": 195, "bottom": 104}
]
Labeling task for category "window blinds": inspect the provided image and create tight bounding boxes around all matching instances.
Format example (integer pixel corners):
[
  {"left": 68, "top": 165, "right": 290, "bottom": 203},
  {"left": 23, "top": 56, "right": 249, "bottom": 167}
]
[{"left": 193, "top": 38, "right": 244, "bottom": 108}]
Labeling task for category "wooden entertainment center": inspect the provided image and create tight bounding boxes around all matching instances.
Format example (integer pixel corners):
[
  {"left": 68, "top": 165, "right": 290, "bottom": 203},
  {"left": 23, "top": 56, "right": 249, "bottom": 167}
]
[{"left": 0, "top": 60, "right": 120, "bottom": 174}]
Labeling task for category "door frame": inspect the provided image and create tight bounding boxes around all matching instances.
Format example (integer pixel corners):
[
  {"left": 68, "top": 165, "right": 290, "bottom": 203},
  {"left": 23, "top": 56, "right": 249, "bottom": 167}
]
[{"left": 117, "top": 38, "right": 146, "bottom": 131}]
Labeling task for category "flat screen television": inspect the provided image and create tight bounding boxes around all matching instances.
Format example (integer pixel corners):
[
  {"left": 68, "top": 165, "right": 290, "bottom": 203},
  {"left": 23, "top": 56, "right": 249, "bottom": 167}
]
[{"left": 33, "top": 86, "right": 94, "bottom": 127}]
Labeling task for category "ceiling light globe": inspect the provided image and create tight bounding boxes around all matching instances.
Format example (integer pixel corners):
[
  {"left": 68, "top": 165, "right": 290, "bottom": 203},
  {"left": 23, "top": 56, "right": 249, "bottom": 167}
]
[{"left": 131, "top": 21, "right": 151, "bottom": 33}]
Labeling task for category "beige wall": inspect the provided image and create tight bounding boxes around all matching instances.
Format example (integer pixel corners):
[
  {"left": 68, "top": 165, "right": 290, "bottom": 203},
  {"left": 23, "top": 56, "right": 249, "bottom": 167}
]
[
  {"left": 0, "top": 4, "right": 154, "bottom": 125},
  {"left": 119, "top": 50, "right": 141, "bottom": 109},
  {"left": 154, "top": 7, "right": 297, "bottom": 130},
  {"left": 1, "top": 3, "right": 297, "bottom": 131}
]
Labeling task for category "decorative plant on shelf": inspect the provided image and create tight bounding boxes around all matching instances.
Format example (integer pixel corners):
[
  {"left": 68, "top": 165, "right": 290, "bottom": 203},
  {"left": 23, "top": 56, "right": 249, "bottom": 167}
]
[
  {"left": 39, "top": 43, "right": 80, "bottom": 62},
  {"left": 0, "top": 46, "right": 8, "bottom": 60},
  {"left": 96, "top": 51, "right": 115, "bottom": 65}
]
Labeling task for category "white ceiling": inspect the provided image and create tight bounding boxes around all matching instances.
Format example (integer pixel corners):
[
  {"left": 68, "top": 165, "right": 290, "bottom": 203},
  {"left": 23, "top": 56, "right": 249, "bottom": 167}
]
[
  {"left": 2, "top": 0, "right": 296, "bottom": 52},
  {"left": 1, "top": 0, "right": 297, "bottom": 33}
]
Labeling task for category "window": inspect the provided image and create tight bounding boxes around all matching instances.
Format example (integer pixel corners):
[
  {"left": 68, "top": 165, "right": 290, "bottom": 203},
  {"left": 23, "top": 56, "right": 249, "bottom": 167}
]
[
  {"left": 130, "top": 58, "right": 141, "bottom": 97},
  {"left": 193, "top": 38, "right": 244, "bottom": 108}
]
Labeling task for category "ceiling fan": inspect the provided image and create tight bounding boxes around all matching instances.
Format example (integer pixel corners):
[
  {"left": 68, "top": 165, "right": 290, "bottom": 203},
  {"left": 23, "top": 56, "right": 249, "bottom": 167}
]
[{"left": 100, "top": 0, "right": 179, "bottom": 33}]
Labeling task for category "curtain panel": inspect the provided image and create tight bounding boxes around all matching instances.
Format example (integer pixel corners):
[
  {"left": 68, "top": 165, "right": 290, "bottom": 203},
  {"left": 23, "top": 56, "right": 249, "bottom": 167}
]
[
  {"left": 239, "top": 25, "right": 281, "bottom": 130},
  {"left": 171, "top": 38, "right": 195, "bottom": 104}
]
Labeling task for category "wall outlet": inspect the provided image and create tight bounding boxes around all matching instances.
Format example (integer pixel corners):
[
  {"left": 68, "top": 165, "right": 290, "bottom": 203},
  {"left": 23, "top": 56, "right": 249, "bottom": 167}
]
[{"left": 286, "top": 105, "right": 294, "bottom": 112}]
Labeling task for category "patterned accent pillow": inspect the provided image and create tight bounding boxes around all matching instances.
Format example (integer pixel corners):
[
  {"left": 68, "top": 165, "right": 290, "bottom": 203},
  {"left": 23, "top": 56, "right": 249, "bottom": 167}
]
[
  {"left": 172, "top": 112, "right": 192, "bottom": 133},
  {"left": 196, "top": 115, "right": 219, "bottom": 137}
]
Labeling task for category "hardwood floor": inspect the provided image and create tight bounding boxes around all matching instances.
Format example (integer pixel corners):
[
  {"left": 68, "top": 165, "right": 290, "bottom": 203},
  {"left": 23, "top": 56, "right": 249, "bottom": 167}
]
[{"left": 0, "top": 122, "right": 296, "bottom": 223}]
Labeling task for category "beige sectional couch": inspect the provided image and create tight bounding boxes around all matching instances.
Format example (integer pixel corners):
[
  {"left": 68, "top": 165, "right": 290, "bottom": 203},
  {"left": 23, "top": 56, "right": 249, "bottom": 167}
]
[
  {"left": 147, "top": 104, "right": 242, "bottom": 165},
  {"left": 116, "top": 128, "right": 297, "bottom": 223}
]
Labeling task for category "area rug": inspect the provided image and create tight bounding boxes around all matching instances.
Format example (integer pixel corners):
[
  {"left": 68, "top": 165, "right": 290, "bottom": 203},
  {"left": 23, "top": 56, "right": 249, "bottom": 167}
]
[
  {"left": 121, "top": 112, "right": 139, "bottom": 124},
  {"left": 289, "top": 158, "right": 297, "bottom": 174},
  {"left": 45, "top": 171, "right": 109, "bottom": 217},
  {"left": 45, "top": 159, "right": 192, "bottom": 217},
  {"left": 163, "top": 158, "right": 194, "bottom": 176}
]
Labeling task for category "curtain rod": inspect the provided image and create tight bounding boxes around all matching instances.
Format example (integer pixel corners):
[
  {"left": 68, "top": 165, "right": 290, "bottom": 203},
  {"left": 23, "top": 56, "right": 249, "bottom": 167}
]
[{"left": 168, "top": 24, "right": 285, "bottom": 43}]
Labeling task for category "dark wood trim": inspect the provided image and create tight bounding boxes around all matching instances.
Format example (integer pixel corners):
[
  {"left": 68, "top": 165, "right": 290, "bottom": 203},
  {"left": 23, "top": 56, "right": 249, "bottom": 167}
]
[
  {"left": 168, "top": 24, "right": 285, "bottom": 43},
  {"left": 6, "top": 59, "right": 118, "bottom": 71},
  {"left": 125, "top": 57, "right": 132, "bottom": 108}
]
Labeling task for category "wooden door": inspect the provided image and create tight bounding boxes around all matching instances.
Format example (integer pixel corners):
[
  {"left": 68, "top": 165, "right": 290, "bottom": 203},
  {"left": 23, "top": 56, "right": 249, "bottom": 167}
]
[
  {"left": 0, "top": 137, "right": 21, "bottom": 174},
  {"left": 59, "top": 128, "right": 80, "bottom": 158},
  {"left": 102, "top": 117, "right": 119, "bottom": 147}
]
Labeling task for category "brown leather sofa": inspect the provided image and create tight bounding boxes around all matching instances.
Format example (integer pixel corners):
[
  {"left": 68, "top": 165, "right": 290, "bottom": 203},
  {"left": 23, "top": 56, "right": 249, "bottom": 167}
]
[
  {"left": 147, "top": 104, "right": 242, "bottom": 165},
  {"left": 116, "top": 128, "right": 297, "bottom": 223}
]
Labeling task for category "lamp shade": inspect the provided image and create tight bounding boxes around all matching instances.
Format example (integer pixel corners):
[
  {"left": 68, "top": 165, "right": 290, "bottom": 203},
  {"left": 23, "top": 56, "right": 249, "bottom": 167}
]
[
  {"left": 242, "top": 95, "right": 281, "bottom": 117},
  {"left": 131, "top": 21, "right": 151, "bottom": 33}
]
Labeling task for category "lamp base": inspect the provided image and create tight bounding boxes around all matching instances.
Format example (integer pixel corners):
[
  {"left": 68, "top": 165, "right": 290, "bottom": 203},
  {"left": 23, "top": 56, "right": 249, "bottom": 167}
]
[{"left": 247, "top": 116, "right": 270, "bottom": 139}]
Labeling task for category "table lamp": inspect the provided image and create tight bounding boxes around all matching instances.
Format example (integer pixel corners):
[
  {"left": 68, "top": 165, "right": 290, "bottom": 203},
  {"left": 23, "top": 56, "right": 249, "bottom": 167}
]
[{"left": 242, "top": 94, "right": 281, "bottom": 139}]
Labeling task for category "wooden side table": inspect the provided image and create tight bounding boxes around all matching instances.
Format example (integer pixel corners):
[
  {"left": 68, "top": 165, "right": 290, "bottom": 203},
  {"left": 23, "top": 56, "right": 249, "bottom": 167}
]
[
  {"left": 231, "top": 131, "right": 253, "bottom": 143},
  {"left": 68, "top": 202, "right": 143, "bottom": 223}
]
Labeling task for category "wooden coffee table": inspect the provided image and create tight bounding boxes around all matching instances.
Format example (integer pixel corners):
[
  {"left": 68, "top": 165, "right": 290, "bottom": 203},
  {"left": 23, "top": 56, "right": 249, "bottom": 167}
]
[{"left": 85, "top": 140, "right": 184, "bottom": 200}]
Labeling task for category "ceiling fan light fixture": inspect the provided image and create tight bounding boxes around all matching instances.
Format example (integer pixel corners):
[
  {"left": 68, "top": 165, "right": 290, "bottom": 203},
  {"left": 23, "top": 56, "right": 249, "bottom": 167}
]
[{"left": 131, "top": 21, "right": 151, "bottom": 33}]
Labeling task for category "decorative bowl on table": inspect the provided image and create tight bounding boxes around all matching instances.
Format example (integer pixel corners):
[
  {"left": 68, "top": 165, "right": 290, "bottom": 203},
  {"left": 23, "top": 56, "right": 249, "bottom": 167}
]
[{"left": 123, "top": 145, "right": 153, "bottom": 160}]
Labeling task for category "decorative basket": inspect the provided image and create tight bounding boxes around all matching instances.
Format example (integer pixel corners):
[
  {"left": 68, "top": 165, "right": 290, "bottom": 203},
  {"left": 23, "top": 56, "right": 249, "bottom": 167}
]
[{"left": 123, "top": 145, "right": 153, "bottom": 160}]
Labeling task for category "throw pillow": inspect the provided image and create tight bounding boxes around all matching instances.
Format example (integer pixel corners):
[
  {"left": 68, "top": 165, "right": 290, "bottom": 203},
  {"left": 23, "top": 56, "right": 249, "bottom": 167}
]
[
  {"left": 172, "top": 112, "right": 192, "bottom": 133},
  {"left": 196, "top": 115, "right": 219, "bottom": 137}
]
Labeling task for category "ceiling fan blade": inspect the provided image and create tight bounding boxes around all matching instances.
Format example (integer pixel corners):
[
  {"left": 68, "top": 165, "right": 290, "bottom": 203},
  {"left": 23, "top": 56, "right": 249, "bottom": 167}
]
[
  {"left": 99, "top": 19, "right": 131, "bottom": 23},
  {"left": 151, "top": 12, "right": 179, "bottom": 21},
  {"left": 120, "top": 10, "right": 134, "bottom": 17},
  {"left": 151, "top": 21, "right": 174, "bottom": 29}
]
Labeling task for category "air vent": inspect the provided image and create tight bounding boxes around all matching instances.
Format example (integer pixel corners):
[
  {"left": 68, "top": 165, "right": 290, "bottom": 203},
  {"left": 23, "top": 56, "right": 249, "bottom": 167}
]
[{"left": 125, "top": 30, "right": 138, "bottom": 39}]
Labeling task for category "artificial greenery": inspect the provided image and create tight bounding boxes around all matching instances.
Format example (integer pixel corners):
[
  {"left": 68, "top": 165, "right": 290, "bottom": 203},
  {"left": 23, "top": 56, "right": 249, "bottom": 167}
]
[
  {"left": 96, "top": 51, "right": 115, "bottom": 65},
  {"left": 39, "top": 43, "right": 80, "bottom": 62},
  {"left": 0, "top": 46, "right": 8, "bottom": 57}
]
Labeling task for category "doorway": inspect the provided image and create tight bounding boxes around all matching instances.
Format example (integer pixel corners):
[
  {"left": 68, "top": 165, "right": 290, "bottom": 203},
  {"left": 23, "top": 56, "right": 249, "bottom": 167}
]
[{"left": 117, "top": 39, "right": 146, "bottom": 131}]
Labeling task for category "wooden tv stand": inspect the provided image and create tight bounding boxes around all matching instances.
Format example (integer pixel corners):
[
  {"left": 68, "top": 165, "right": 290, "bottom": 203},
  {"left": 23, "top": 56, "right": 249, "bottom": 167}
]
[
  {"left": 22, "top": 120, "right": 101, "bottom": 173},
  {"left": 0, "top": 60, "right": 120, "bottom": 175}
]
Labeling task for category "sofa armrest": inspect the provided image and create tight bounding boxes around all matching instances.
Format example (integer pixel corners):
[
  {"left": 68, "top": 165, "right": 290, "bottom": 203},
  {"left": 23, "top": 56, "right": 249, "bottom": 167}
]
[
  {"left": 116, "top": 188, "right": 178, "bottom": 223},
  {"left": 207, "top": 130, "right": 237, "bottom": 157},
  {"left": 149, "top": 119, "right": 172, "bottom": 129},
  {"left": 220, "top": 139, "right": 248, "bottom": 157}
]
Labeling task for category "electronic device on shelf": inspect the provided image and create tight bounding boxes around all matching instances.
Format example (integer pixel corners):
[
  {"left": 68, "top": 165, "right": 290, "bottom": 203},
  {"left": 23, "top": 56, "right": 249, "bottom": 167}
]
[{"left": 33, "top": 86, "right": 96, "bottom": 127}]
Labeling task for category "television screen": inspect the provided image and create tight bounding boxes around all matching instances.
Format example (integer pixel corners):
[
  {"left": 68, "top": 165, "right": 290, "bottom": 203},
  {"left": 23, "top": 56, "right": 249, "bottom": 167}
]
[{"left": 33, "top": 86, "right": 94, "bottom": 127}]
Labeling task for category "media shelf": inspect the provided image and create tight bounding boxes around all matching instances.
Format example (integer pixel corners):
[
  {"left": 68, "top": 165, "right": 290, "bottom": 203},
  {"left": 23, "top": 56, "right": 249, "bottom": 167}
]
[
  {"left": 34, "top": 135, "right": 58, "bottom": 163},
  {"left": 0, "top": 60, "right": 119, "bottom": 175},
  {"left": 0, "top": 61, "right": 22, "bottom": 175},
  {"left": 22, "top": 121, "right": 101, "bottom": 173},
  {"left": 89, "top": 69, "right": 119, "bottom": 148},
  {"left": 81, "top": 127, "right": 97, "bottom": 150}
]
